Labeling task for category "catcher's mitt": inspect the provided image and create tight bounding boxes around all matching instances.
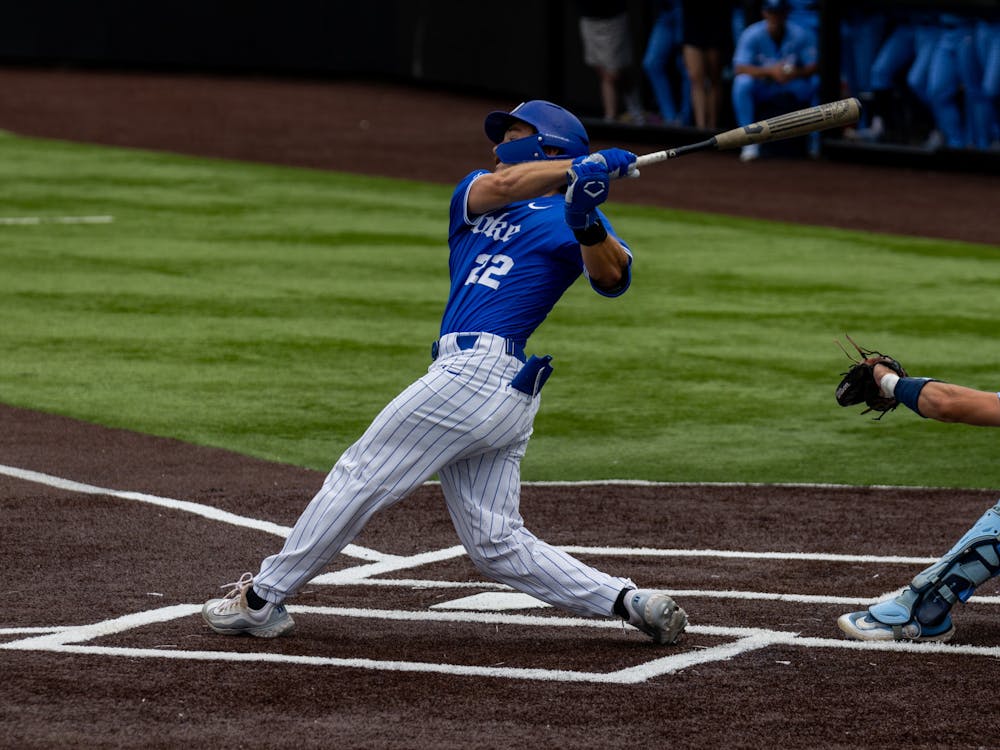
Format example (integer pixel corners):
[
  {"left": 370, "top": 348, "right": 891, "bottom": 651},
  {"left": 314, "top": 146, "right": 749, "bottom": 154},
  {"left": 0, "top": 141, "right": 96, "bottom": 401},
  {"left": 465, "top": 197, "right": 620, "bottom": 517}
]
[{"left": 835, "top": 334, "right": 908, "bottom": 418}]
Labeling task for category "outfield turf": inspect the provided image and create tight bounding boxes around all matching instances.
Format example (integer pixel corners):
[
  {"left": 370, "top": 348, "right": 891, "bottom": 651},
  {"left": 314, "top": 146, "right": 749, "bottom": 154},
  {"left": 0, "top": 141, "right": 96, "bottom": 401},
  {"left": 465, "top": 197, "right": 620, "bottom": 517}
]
[{"left": 2, "top": 132, "right": 998, "bottom": 487}]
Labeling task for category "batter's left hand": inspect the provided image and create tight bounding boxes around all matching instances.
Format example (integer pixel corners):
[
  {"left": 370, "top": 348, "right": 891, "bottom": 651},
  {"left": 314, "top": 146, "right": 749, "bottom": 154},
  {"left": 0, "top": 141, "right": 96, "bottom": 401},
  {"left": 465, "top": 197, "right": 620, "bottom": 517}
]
[{"left": 565, "top": 155, "right": 610, "bottom": 230}]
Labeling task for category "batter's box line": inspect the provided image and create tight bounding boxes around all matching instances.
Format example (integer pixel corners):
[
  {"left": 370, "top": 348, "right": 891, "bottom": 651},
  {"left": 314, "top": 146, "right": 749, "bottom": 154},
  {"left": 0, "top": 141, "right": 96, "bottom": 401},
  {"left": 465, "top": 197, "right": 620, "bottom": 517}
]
[
  {"left": 1, "top": 463, "right": 960, "bottom": 576},
  {"left": 308, "top": 573, "right": 1000, "bottom": 610},
  {"left": 0, "top": 463, "right": 392, "bottom": 563},
  {"left": 4, "top": 604, "right": 1000, "bottom": 685}
]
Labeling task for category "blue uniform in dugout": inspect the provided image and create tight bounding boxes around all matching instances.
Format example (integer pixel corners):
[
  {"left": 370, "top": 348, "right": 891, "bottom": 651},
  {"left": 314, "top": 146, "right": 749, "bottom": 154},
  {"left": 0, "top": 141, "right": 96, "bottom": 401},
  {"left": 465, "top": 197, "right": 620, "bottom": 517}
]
[
  {"left": 732, "top": 0, "right": 819, "bottom": 160},
  {"left": 201, "top": 99, "right": 689, "bottom": 646}
]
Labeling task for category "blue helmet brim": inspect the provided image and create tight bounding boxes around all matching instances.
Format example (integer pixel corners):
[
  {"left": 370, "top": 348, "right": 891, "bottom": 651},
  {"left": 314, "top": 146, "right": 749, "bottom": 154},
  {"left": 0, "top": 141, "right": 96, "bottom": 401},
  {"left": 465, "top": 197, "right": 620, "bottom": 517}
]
[{"left": 484, "top": 111, "right": 519, "bottom": 144}]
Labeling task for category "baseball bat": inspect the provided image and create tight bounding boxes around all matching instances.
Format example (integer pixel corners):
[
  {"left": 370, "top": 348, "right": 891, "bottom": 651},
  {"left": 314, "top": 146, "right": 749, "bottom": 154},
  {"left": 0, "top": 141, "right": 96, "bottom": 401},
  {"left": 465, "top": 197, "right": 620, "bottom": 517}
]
[{"left": 635, "top": 97, "right": 861, "bottom": 166}]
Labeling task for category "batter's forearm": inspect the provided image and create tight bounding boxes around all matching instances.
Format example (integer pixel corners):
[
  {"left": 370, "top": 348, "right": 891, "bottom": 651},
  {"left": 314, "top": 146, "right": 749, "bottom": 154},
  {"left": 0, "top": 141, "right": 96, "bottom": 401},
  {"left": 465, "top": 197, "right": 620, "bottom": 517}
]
[
  {"left": 581, "top": 235, "right": 629, "bottom": 291},
  {"left": 468, "top": 159, "right": 572, "bottom": 214}
]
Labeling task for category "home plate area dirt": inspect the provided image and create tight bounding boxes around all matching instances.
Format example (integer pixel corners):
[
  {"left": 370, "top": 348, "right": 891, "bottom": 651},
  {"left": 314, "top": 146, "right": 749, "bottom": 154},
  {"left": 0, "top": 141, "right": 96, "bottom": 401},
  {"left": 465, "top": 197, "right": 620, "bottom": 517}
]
[{"left": 3, "top": 403, "right": 1000, "bottom": 748}]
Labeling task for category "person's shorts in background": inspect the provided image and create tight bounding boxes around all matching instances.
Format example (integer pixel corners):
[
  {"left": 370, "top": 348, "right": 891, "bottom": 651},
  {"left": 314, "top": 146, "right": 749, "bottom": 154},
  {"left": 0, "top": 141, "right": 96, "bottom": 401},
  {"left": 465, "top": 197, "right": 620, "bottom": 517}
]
[
  {"left": 580, "top": 13, "right": 633, "bottom": 72},
  {"left": 681, "top": 0, "right": 732, "bottom": 49}
]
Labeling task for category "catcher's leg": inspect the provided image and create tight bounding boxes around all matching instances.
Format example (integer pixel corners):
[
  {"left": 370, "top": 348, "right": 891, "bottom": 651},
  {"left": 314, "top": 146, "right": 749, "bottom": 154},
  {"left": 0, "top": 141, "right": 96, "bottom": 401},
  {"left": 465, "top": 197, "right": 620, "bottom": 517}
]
[{"left": 840, "top": 501, "right": 1000, "bottom": 641}]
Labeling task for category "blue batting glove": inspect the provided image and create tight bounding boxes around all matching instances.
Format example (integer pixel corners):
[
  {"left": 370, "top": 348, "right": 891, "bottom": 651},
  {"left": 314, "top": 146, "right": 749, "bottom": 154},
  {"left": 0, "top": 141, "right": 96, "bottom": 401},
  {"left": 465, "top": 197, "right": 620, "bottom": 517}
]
[
  {"left": 596, "top": 148, "right": 639, "bottom": 179},
  {"left": 565, "top": 154, "right": 610, "bottom": 230}
]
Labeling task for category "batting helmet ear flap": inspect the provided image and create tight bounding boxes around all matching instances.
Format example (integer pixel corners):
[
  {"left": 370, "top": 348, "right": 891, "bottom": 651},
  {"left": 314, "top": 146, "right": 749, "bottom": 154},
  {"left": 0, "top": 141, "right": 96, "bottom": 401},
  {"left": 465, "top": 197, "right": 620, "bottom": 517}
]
[
  {"left": 494, "top": 134, "right": 552, "bottom": 164},
  {"left": 484, "top": 100, "right": 589, "bottom": 163}
]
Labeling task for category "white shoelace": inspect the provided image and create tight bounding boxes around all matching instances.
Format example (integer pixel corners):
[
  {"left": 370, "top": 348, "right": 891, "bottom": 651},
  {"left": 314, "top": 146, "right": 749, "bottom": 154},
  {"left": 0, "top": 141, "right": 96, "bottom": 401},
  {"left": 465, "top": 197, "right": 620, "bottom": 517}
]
[{"left": 215, "top": 572, "right": 254, "bottom": 610}]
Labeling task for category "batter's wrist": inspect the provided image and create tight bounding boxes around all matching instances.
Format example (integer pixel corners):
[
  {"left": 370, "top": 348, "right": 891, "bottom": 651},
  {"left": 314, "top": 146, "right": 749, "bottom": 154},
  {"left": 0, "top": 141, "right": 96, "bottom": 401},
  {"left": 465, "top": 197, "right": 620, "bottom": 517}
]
[{"left": 573, "top": 218, "right": 608, "bottom": 246}]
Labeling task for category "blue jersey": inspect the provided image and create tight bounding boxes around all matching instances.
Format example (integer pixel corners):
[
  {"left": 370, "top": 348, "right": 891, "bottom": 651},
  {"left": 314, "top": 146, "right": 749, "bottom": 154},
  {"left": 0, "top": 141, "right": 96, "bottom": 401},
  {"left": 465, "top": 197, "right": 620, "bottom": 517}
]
[
  {"left": 439, "top": 170, "right": 632, "bottom": 348},
  {"left": 733, "top": 19, "right": 817, "bottom": 70}
]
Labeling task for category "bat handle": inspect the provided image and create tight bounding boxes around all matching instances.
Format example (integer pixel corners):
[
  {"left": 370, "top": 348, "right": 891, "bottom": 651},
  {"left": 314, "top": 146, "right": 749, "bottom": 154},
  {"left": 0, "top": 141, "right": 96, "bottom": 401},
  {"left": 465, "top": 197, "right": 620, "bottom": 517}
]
[
  {"left": 635, "top": 137, "right": 717, "bottom": 167},
  {"left": 636, "top": 151, "right": 669, "bottom": 167}
]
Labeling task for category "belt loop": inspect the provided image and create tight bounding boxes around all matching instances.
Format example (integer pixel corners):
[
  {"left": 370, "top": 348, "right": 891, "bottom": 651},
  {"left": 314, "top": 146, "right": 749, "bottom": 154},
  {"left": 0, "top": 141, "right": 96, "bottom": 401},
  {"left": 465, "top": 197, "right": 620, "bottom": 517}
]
[
  {"left": 505, "top": 339, "right": 525, "bottom": 362},
  {"left": 430, "top": 341, "right": 439, "bottom": 360}
]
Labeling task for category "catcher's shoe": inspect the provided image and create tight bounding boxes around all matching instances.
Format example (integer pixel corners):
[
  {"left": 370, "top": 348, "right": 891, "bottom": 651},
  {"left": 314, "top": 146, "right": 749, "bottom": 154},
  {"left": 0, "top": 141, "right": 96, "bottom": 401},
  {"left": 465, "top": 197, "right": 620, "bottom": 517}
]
[
  {"left": 202, "top": 572, "right": 295, "bottom": 638},
  {"left": 837, "top": 610, "right": 955, "bottom": 643},
  {"left": 623, "top": 589, "right": 687, "bottom": 645}
]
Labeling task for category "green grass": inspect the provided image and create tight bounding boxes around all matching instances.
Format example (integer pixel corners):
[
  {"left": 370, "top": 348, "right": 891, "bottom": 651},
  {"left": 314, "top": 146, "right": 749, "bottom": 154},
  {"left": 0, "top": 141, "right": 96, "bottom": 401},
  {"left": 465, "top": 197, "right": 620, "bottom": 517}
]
[{"left": 2, "top": 132, "right": 998, "bottom": 487}]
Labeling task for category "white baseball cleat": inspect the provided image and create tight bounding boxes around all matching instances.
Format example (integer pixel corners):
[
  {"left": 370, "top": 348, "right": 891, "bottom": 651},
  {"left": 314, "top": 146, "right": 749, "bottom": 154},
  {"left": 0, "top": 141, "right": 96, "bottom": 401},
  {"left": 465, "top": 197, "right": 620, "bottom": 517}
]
[
  {"left": 837, "top": 610, "right": 955, "bottom": 643},
  {"left": 202, "top": 572, "right": 295, "bottom": 638},
  {"left": 623, "top": 589, "right": 687, "bottom": 645}
]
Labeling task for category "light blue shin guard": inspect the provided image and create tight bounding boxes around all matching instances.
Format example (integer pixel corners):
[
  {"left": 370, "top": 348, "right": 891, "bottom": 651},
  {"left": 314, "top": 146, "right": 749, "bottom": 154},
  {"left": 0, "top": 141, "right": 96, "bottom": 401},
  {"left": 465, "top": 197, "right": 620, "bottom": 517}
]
[{"left": 870, "top": 502, "right": 1000, "bottom": 629}]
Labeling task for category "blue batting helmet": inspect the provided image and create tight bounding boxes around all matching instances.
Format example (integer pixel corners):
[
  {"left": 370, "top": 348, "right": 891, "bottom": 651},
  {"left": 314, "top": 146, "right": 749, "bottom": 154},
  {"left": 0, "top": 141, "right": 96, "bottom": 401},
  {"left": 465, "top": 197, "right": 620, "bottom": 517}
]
[{"left": 484, "top": 100, "right": 590, "bottom": 164}]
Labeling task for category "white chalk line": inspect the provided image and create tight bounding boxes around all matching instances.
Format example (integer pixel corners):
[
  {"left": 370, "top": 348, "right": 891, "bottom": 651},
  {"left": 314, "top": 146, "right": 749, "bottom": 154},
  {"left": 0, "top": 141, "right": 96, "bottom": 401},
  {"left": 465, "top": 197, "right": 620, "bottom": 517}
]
[
  {"left": 0, "top": 626, "right": 74, "bottom": 636},
  {"left": 5, "top": 604, "right": 1000, "bottom": 684},
  {"left": 5, "top": 461, "right": 997, "bottom": 606},
  {"left": 0, "top": 605, "right": 775, "bottom": 684},
  {"left": 0, "top": 215, "right": 114, "bottom": 225},
  {"left": 4, "top": 462, "right": 1000, "bottom": 681},
  {"left": 0, "top": 462, "right": 947, "bottom": 571},
  {"left": 0, "top": 463, "right": 392, "bottom": 563},
  {"left": 559, "top": 545, "right": 938, "bottom": 565}
]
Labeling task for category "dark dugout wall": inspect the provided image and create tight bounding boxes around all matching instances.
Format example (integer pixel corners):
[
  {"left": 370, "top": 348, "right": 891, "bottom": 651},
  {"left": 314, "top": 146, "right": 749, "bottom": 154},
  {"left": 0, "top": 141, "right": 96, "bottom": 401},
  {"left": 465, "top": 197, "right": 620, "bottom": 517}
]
[{"left": 1, "top": 0, "right": 997, "bottom": 170}]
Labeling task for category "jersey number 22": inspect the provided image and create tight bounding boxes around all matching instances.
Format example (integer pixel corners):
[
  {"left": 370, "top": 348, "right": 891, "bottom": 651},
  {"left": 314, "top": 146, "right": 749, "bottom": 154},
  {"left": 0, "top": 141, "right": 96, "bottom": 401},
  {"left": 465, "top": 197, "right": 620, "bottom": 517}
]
[{"left": 464, "top": 253, "right": 513, "bottom": 290}]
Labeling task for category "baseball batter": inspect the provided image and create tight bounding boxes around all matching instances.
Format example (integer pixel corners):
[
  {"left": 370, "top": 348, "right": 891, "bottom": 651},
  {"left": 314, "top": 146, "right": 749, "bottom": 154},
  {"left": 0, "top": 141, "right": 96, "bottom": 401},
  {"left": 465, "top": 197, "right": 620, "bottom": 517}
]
[{"left": 203, "top": 100, "right": 687, "bottom": 645}]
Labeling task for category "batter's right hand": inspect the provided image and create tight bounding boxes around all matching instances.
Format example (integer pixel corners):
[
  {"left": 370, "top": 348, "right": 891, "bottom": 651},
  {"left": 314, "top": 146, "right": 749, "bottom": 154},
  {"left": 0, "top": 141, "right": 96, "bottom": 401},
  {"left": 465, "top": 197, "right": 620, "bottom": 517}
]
[{"left": 595, "top": 148, "right": 639, "bottom": 179}]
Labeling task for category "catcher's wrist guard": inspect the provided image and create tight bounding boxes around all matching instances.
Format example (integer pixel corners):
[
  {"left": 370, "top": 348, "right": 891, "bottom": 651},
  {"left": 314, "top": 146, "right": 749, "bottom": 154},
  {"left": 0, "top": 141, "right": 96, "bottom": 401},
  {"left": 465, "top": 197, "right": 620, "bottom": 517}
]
[
  {"left": 894, "top": 377, "right": 937, "bottom": 417},
  {"left": 878, "top": 372, "right": 900, "bottom": 398}
]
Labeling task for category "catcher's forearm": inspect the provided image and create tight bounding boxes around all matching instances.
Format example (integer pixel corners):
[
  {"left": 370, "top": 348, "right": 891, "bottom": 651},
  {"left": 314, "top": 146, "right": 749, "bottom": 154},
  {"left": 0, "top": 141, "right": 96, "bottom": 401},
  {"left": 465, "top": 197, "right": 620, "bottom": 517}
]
[{"left": 880, "top": 373, "right": 1000, "bottom": 426}]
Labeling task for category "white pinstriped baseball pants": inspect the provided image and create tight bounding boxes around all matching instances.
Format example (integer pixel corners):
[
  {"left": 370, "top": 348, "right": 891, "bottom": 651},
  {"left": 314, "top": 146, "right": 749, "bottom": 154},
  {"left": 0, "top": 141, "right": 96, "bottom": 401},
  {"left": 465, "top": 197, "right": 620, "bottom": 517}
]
[{"left": 254, "top": 332, "right": 633, "bottom": 617}]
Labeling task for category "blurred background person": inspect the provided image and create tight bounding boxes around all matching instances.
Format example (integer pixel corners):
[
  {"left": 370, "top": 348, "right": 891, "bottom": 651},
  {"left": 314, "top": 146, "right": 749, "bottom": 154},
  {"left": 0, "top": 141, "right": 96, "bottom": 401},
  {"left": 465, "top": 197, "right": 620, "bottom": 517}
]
[
  {"left": 786, "top": 0, "right": 819, "bottom": 37},
  {"left": 731, "top": 0, "right": 755, "bottom": 46},
  {"left": 840, "top": 8, "right": 888, "bottom": 132},
  {"left": 959, "top": 17, "right": 1000, "bottom": 150},
  {"left": 731, "top": 0, "right": 818, "bottom": 161},
  {"left": 680, "top": 0, "right": 732, "bottom": 129},
  {"left": 847, "top": 11, "right": 942, "bottom": 146},
  {"left": 577, "top": 0, "right": 646, "bottom": 123},
  {"left": 642, "top": 0, "right": 691, "bottom": 125},
  {"left": 923, "top": 14, "right": 975, "bottom": 150}
]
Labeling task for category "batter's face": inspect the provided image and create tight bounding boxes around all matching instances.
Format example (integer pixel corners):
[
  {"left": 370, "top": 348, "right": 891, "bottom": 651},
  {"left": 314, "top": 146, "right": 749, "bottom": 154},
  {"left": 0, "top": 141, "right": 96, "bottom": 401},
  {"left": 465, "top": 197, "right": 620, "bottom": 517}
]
[
  {"left": 494, "top": 120, "right": 536, "bottom": 170},
  {"left": 493, "top": 121, "right": 564, "bottom": 169}
]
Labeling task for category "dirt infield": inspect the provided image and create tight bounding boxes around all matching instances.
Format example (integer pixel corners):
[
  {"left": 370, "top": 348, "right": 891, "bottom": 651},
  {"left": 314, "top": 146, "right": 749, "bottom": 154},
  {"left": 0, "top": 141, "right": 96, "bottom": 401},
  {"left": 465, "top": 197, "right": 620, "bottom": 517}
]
[
  {"left": 2, "top": 69, "right": 1000, "bottom": 748},
  {"left": 4, "top": 404, "right": 1000, "bottom": 748}
]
